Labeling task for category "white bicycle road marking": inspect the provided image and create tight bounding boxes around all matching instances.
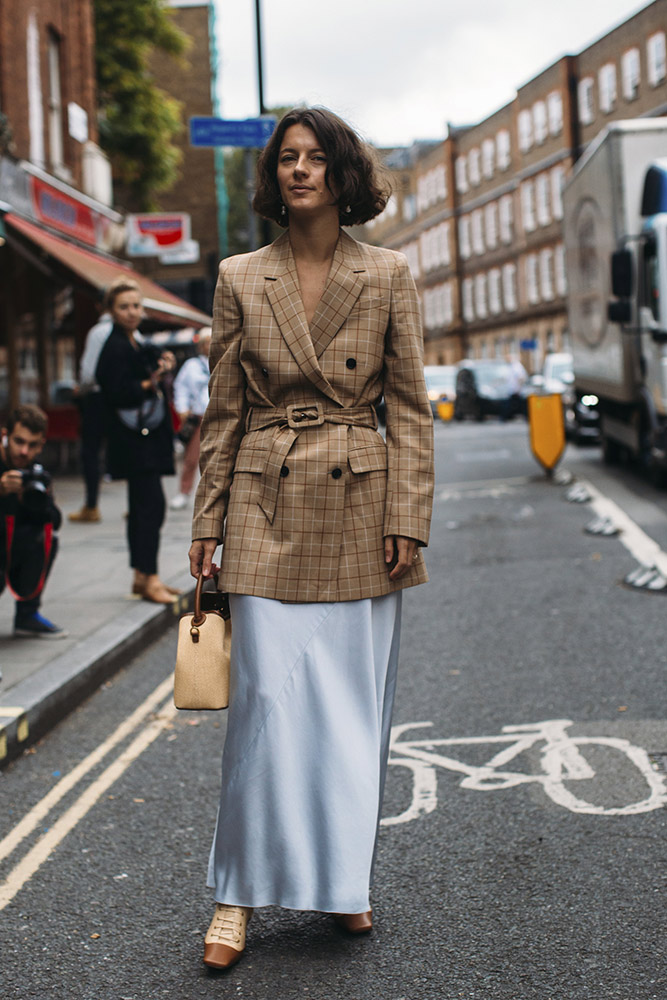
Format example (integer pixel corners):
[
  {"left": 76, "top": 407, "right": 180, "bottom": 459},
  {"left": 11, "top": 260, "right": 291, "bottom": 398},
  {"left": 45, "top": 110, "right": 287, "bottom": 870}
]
[{"left": 382, "top": 719, "right": 666, "bottom": 825}]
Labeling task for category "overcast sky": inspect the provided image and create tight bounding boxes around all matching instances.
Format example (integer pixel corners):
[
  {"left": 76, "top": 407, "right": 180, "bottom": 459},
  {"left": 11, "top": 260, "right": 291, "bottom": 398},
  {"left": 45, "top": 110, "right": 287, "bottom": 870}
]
[{"left": 213, "top": 0, "right": 651, "bottom": 146}]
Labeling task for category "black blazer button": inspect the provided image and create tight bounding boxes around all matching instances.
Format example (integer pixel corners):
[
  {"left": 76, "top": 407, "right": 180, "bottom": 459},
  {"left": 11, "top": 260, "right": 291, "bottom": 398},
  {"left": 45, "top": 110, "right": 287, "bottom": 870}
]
[
  {"left": 261, "top": 367, "right": 269, "bottom": 377},
  {"left": 280, "top": 465, "right": 289, "bottom": 477},
  {"left": 346, "top": 358, "right": 357, "bottom": 369},
  {"left": 331, "top": 467, "right": 342, "bottom": 479}
]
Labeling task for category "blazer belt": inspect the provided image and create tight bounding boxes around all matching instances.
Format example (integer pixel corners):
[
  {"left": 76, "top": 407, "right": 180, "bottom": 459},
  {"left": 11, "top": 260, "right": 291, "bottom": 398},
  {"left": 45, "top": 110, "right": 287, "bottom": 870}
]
[{"left": 245, "top": 402, "right": 378, "bottom": 524}]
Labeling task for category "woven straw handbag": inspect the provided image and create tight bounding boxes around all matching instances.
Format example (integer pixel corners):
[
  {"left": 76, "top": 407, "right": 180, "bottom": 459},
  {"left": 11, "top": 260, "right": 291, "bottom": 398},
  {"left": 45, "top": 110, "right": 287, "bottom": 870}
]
[{"left": 174, "top": 574, "right": 231, "bottom": 710}]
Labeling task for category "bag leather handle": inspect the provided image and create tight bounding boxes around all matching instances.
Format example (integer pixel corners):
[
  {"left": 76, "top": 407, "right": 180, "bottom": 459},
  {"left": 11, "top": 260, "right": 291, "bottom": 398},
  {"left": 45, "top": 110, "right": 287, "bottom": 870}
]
[{"left": 192, "top": 573, "right": 206, "bottom": 626}]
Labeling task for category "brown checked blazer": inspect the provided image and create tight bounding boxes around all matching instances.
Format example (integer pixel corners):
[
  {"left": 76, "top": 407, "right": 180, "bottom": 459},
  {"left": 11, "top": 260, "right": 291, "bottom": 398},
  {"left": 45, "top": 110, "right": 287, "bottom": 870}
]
[{"left": 192, "top": 229, "right": 434, "bottom": 603}]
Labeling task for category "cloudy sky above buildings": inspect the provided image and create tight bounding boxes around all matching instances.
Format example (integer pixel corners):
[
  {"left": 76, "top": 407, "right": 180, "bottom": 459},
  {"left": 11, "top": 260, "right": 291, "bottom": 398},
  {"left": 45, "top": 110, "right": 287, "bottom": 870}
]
[{"left": 214, "top": 0, "right": 650, "bottom": 145}]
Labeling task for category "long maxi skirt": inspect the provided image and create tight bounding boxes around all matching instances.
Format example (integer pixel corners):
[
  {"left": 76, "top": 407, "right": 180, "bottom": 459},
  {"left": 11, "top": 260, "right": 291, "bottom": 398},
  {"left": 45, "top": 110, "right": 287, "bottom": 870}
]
[{"left": 207, "top": 591, "right": 402, "bottom": 914}]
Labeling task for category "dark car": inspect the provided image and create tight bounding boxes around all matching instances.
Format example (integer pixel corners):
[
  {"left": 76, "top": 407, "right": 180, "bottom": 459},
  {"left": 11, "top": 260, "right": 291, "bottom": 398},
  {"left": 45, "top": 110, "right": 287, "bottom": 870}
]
[{"left": 454, "top": 360, "right": 520, "bottom": 421}]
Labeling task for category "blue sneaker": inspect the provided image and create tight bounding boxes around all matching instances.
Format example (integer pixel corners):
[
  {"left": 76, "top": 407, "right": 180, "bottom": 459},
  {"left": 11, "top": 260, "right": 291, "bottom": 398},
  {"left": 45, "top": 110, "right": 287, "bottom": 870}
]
[{"left": 14, "top": 612, "right": 68, "bottom": 639}]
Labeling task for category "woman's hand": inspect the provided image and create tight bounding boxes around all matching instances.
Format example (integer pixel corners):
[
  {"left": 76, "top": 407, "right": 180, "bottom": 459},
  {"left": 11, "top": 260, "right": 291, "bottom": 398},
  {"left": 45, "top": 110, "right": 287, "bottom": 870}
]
[
  {"left": 189, "top": 537, "right": 220, "bottom": 579},
  {"left": 384, "top": 535, "right": 419, "bottom": 580}
]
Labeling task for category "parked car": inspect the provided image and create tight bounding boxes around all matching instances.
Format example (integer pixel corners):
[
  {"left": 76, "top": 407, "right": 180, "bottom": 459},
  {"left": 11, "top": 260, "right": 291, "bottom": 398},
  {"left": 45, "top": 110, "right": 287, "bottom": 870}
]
[
  {"left": 454, "top": 359, "right": 521, "bottom": 421},
  {"left": 424, "top": 364, "right": 457, "bottom": 416}
]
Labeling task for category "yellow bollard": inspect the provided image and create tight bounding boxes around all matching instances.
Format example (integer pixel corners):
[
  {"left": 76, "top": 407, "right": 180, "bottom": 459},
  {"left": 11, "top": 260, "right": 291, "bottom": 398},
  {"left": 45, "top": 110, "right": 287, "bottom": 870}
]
[
  {"left": 437, "top": 399, "right": 454, "bottom": 422},
  {"left": 527, "top": 393, "right": 565, "bottom": 475}
]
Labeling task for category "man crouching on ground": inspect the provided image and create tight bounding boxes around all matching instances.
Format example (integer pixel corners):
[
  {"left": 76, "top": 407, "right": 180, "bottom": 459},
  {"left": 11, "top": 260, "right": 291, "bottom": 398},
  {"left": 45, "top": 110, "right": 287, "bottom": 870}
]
[{"left": 0, "top": 404, "right": 67, "bottom": 641}]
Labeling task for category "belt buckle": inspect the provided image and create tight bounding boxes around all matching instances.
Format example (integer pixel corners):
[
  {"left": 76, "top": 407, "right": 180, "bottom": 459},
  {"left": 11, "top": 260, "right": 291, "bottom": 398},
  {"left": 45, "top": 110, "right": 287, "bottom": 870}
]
[{"left": 286, "top": 402, "right": 324, "bottom": 429}]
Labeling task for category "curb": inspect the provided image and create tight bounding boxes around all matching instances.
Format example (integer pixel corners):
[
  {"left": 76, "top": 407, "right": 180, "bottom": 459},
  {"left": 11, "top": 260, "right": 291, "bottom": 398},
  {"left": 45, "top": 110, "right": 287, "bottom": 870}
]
[{"left": 0, "top": 574, "right": 195, "bottom": 767}]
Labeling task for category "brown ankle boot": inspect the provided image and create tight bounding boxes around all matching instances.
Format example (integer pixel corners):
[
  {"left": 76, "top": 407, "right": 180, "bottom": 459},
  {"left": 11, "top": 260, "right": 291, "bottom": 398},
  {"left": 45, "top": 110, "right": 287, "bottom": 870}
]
[{"left": 204, "top": 904, "right": 252, "bottom": 969}]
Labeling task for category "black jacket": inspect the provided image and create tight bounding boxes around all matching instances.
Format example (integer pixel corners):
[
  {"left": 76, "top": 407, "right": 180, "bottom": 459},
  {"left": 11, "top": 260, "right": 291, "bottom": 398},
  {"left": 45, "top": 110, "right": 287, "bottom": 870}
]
[
  {"left": 0, "top": 452, "right": 61, "bottom": 570},
  {"left": 95, "top": 326, "right": 174, "bottom": 479}
]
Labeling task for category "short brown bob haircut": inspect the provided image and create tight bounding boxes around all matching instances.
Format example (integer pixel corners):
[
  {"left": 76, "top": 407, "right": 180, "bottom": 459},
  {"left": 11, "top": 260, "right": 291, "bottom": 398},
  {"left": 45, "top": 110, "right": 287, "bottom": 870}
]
[
  {"left": 103, "top": 276, "right": 142, "bottom": 313},
  {"left": 253, "top": 107, "right": 391, "bottom": 228}
]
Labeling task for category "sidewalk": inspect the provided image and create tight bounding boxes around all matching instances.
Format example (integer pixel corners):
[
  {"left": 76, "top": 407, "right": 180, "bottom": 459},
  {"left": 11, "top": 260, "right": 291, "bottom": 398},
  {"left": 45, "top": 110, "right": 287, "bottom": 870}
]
[{"left": 0, "top": 472, "right": 196, "bottom": 765}]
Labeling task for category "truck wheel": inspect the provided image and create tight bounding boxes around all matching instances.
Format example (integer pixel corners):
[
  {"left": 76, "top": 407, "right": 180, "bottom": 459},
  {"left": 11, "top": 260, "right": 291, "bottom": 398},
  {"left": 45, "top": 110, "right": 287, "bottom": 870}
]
[{"left": 602, "top": 435, "right": 622, "bottom": 465}]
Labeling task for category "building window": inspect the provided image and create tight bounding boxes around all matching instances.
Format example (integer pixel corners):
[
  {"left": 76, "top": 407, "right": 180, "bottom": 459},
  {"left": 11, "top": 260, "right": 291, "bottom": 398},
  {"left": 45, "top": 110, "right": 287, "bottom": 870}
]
[
  {"left": 521, "top": 180, "right": 536, "bottom": 232},
  {"left": 402, "top": 241, "right": 421, "bottom": 279},
  {"left": 484, "top": 202, "right": 498, "bottom": 250},
  {"left": 459, "top": 216, "right": 472, "bottom": 260},
  {"left": 27, "top": 12, "right": 45, "bottom": 168},
  {"left": 462, "top": 278, "right": 475, "bottom": 322},
  {"left": 496, "top": 129, "right": 511, "bottom": 170},
  {"left": 455, "top": 156, "right": 468, "bottom": 193},
  {"left": 417, "top": 165, "right": 447, "bottom": 214},
  {"left": 555, "top": 244, "right": 567, "bottom": 297},
  {"left": 547, "top": 91, "right": 563, "bottom": 135},
  {"left": 469, "top": 148, "right": 481, "bottom": 187},
  {"left": 502, "top": 263, "right": 518, "bottom": 312},
  {"left": 471, "top": 209, "right": 485, "bottom": 256},
  {"left": 475, "top": 274, "right": 488, "bottom": 319},
  {"left": 622, "top": 47, "right": 641, "bottom": 100},
  {"left": 578, "top": 77, "right": 595, "bottom": 125},
  {"left": 525, "top": 254, "right": 539, "bottom": 304},
  {"left": 647, "top": 31, "right": 666, "bottom": 87},
  {"left": 437, "top": 222, "right": 451, "bottom": 267},
  {"left": 599, "top": 63, "right": 617, "bottom": 114},
  {"left": 518, "top": 109, "right": 533, "bottom": 152},
  {"left": 533, "top": 101, "right": 547, "bottom": 144},
  {"left": 499, "top": 194, "right": 514, "bottom": 244},
  {"left": 540, "top": 249, "right": 554, "bottom": 301},
  {"left": 482, "top": 138, "right": 495, "bottom": 179},
  {"left": 488, "top": 268, "right": 502, "bottom": 315},
  {"left": 48, "top": 31, "right": 65, "bottom": 170},
  {"left": 423, "top": 289, "right": 435, "bottom": 330},
  {"left": 427, "top": 282, "right": 454, "bottom": 329},
  {"left": 551, "top": 166, "right": 565, "bottom": 220},
  {"left": 536, "top": 174, "right": 551, "bottom": 227},
  {"left": 402, "top": 194, "right": 417, "bottom": 222}
]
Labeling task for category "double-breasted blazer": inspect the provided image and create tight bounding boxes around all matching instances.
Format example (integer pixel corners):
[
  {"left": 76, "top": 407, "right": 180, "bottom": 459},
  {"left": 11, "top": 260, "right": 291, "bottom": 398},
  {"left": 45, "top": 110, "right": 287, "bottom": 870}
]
[{"left": 192, "top": 229, "right": 434, "bottom": 603}]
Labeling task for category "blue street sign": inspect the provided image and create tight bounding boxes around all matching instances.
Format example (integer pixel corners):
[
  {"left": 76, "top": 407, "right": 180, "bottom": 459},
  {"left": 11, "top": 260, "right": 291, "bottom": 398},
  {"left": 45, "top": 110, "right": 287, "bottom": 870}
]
[{"left": 189, "top": 116, "right": 277, "bottom": 148}]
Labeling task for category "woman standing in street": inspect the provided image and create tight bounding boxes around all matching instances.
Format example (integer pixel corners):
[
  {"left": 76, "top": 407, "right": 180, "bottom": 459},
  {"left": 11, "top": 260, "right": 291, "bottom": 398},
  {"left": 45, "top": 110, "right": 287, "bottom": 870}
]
[
  {"left": 96, "top": 277, "right": 177, "bottom": 604},
  {"left": 189, "top": 107, "right": 434, "bottom": 969}
]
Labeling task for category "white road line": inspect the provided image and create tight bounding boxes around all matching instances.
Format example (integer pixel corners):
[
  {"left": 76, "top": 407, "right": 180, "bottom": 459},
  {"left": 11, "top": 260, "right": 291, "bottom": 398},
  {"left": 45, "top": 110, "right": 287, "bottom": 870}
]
[
  {"left": 0, "top": 698, "right": 178, "bottom": 911},
  {"left": 0, "top": 673, "right": 174, "bottom": 868},
  {"left": 581, "top": 478, "right": 667, "bottom": 576}
]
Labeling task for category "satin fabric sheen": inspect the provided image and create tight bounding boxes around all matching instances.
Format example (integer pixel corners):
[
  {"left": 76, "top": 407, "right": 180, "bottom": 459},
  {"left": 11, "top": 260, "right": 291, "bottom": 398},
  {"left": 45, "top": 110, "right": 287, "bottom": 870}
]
[{"left": 207, "top": 591, "right": 402, "bottom": 913}]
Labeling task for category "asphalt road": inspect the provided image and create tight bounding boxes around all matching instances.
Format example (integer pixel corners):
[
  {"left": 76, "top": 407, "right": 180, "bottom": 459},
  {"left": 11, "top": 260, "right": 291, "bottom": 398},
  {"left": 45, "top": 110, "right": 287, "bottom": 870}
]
[{"left": 1, "top": 418, "right": 665, "bottom": 1000}]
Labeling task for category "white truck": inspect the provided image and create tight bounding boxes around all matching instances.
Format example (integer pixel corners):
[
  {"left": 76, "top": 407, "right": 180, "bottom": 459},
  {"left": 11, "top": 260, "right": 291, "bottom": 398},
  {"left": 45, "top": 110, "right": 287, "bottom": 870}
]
[{"left": 563, "top": 119, "right": 667, "bottom": 470}]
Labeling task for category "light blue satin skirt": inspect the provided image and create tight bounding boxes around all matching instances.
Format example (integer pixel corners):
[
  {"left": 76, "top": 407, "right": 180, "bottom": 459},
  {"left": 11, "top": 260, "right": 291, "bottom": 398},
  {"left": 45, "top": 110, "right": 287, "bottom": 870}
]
[{"left": 207, "top": 591, "right": 402, "bottom": 913}]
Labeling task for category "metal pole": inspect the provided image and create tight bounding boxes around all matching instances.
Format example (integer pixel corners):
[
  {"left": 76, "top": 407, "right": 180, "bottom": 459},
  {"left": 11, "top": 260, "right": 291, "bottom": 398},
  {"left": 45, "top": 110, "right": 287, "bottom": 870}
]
[
  {"left": 254, "top": 0, "right": 266, "bottom": 115},
  {"left": 254, "top": 0, "right": 272, "bottom": 246}
]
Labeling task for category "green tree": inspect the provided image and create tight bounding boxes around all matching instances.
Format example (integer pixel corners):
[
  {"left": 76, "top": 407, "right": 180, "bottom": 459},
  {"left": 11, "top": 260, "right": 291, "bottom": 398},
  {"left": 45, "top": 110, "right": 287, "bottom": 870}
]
[{"left": 93, "top": 0, "right": 189, "bottom": 210}]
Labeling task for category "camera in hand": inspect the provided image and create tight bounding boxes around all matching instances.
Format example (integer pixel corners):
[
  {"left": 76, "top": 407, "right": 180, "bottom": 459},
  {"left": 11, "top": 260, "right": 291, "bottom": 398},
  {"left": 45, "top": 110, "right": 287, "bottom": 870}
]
[{"left": 20, "top": 463, "right": 52, "bottom": 512}]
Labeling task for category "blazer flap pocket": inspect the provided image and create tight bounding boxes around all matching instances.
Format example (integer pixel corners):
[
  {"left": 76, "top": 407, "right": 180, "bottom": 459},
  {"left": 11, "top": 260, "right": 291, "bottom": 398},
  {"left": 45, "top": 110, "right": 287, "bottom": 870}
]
[
  {"left": 233, "top": 447, "right": 268, "bottom": 474},
  {"left": 348, "top": 444, "right": 388, "bottom": 474}
]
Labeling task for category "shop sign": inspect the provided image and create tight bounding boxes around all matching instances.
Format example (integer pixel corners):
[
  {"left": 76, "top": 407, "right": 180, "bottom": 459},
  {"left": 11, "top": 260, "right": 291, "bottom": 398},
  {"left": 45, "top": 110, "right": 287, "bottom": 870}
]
[
  {"left": 159, "top": 238, "right": 200, "bottom": 265},
  {"left": 30, "top": 175, "right": 99, "bottom": 246},
  {"left": 127, "top": 213, "right": 191, "bottom": 256}
]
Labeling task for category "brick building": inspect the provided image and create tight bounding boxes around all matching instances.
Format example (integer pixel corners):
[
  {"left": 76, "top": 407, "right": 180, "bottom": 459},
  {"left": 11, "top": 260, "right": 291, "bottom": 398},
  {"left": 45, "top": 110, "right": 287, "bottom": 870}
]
[
  {"left": 368, "top": 0, "right": 667, "bottom": 370},
  {"left": 0, "top": 0, "right": 210, "bottom": 434},
  {"left": 135, "top": 0, "right": 224, "bottom": 315}
]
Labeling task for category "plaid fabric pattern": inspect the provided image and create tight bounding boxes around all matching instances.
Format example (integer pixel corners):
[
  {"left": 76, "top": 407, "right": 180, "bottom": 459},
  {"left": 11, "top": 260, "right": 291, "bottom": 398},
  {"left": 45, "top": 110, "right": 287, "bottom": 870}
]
[{"left": 192, "top": 230, "right": 434, "bottom": 602}]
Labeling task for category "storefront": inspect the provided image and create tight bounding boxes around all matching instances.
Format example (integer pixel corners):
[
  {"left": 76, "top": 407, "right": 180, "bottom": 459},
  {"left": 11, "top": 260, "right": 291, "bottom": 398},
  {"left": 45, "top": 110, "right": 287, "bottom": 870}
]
[{"left": 0, "top": 157, "right": 211, "bottom": 454}]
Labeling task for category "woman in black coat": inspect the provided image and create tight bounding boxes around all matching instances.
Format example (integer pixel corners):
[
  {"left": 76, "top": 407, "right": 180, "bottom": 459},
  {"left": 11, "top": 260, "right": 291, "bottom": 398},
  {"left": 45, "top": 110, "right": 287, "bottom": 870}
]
[{"left": 95, "top": 277, "right": 177, "bottom": 603}]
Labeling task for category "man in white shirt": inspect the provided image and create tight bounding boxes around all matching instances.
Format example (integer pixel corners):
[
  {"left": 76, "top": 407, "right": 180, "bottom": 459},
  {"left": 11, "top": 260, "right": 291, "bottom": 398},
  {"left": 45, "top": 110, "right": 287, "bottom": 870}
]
[
  {"left": 68, "top": 309, "right": 114, "bottom": 523},
  {"left": 169, "top": 328, "right": 212, "bottom": 510}
]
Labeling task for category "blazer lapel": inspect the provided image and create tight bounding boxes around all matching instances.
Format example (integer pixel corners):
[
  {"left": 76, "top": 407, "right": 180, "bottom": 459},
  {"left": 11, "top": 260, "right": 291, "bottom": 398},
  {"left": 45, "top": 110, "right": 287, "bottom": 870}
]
[
  {"left": 309, "top": 233, "right": 366, "bottom": 358},
  {"left": 263, "top": 234, "right": 341, "bottom": 403}
]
